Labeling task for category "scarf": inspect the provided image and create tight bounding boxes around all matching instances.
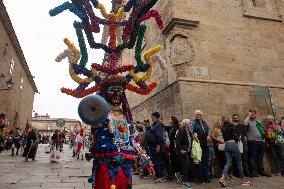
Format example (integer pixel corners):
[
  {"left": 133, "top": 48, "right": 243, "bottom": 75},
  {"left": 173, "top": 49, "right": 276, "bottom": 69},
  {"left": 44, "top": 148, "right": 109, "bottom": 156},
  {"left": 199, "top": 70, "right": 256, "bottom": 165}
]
[{"left": 256, "top": 120, "right": 265, "bottom": 138}]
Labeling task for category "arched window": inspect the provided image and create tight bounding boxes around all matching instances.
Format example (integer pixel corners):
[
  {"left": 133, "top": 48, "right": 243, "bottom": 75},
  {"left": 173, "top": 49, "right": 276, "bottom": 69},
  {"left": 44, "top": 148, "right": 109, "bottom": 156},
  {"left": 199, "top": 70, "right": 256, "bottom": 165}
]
[
  {"left": 19, "top": 76, "right": 24, "bottom": 92},
  {"left": 9, "top": 58, "right": 15, "bottom": 76}
]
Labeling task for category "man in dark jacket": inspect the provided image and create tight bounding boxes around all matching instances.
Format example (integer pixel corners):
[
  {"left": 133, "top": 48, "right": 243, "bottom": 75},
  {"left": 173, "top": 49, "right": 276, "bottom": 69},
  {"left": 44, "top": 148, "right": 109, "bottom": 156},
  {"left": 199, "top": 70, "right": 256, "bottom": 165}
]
[
  {"left": 175, "top": 119, "right": 192, "bottom": 189},
  {"left": 192, "top": 110, "right": 211, "bottom": 183},
  {"left": 146, "top": 112, "right": 166, "bottom": 183}
]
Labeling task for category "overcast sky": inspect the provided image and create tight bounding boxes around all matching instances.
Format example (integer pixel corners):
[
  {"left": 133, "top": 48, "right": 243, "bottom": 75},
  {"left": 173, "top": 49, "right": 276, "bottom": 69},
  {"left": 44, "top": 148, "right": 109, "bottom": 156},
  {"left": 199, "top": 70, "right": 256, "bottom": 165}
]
[{"left": 4, "top": 0, "right": 112, "bottom": 120}]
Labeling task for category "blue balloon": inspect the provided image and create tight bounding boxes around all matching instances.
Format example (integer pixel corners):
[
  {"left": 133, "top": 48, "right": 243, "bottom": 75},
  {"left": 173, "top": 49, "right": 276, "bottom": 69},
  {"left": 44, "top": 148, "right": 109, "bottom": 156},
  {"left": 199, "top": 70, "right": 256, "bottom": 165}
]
[
  {"left": 88, "top": 176, "right": 94, "bottom": 183},
  {"left": 78, "top": 95, "right": 109, "bottom": 125}
]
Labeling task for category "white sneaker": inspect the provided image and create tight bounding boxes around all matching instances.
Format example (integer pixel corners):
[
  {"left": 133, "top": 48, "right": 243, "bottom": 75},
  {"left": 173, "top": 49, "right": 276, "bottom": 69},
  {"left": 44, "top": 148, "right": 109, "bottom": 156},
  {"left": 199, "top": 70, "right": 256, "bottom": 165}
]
[
  {"left": 175, "top": 172, "right": 182, "bottom": 184},
  {"left": 182, "top": 182, "right": 192, "bottom": 189},
  {"left": 241, "top": 181, "right": 251, "bottom": 186},
  {"left": 155, "top": 177, "right": 166, "bottom": 183}
]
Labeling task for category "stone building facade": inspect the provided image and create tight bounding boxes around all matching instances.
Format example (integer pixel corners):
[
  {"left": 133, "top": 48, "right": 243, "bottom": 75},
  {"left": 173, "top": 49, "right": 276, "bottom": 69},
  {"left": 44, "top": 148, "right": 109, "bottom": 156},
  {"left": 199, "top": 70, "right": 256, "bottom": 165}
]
[
  {"left": 122, "top": 0, "right": 284, "bottom": 125},
  {"left": 31, "top": 114, "right": 83, "bottom": 137},
  {"left": 0, "top": 1, "right": 38, "bottom": 129}
]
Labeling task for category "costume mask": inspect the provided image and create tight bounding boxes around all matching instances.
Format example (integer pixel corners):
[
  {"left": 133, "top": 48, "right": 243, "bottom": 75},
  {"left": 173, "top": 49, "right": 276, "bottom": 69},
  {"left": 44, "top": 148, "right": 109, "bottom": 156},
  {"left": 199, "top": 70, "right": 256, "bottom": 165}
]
[{"left": 105, "top": 85, "right": 124, "bottom": 107}]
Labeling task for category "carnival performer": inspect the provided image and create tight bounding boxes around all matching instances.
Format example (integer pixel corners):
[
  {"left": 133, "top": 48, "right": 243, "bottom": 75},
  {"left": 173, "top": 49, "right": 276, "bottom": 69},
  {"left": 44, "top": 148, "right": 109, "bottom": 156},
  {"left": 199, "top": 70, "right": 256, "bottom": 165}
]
[
  {"left": 76, "top": 129, "right": 85, "bottom": 160},
  {"left": 11, "top": 128, "right": 21, "bottom": 156},
  {"left": 50, "top": 129, "right": 61, "bottom": 163},
  {"left": 22, "top": 126, "right": 38, "bottom": 161},
  {"left": 49, "top": 0, "right": 164, "bottom": 188}
]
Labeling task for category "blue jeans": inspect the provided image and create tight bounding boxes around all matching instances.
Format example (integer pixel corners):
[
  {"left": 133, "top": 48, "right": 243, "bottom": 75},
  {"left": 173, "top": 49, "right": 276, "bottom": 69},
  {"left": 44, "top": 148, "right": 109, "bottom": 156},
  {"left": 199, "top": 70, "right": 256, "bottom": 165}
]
[
  {"left": 197, "top": 146, "right": 210, "bottom": 182},
  {"left": 268, "top": 142, "right": 284, "bottom": 174},
  {"left": 222, "top": 141, "right": 244, "bottom": 178},
  {"left": 247, "top": 140, "right": 265, "bottom": 173},
  {"left": 149, "top": 145, "right": 165, "bottom": 178}
]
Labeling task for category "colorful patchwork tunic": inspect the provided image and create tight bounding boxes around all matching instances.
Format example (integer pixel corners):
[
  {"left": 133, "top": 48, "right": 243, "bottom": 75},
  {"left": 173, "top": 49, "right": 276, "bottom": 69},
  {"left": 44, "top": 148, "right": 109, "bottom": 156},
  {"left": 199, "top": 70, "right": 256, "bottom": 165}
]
[{"left": 91, "top": 109, "right": 147, "bottom": 189}]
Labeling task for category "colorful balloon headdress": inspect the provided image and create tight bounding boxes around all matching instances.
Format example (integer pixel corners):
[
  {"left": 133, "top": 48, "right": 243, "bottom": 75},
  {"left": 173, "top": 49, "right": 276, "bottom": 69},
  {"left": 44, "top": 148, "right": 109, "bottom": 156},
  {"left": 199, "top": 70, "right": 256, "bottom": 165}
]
[{"left": 50, "top": 0, "right": 164, "bottom": 122}]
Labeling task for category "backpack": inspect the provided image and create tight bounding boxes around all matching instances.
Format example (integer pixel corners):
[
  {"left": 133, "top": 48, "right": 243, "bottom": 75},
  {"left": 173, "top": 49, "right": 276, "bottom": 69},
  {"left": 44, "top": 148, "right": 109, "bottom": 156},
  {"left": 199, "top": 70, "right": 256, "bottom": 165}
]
[{"left": 163, "top": 131, "right": 170, "bottom": 148}]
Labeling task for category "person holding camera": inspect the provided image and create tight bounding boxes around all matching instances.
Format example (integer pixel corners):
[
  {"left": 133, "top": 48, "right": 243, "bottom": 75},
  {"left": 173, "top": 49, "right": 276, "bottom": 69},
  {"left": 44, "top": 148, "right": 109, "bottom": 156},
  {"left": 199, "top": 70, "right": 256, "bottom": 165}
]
[{"left": 244, "top": 110, "right": 271, "bottom": 177}]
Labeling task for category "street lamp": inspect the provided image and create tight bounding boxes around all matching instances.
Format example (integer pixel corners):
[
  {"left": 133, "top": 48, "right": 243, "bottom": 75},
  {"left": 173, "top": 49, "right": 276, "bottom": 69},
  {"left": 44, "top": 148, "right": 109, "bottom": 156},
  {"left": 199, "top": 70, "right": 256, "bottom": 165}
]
[
  {"left": 0, "top": 74, "right": 14, "bottom": 91},
  {"left": 6, "top": 78, "right": 14, "bottom": 90}
]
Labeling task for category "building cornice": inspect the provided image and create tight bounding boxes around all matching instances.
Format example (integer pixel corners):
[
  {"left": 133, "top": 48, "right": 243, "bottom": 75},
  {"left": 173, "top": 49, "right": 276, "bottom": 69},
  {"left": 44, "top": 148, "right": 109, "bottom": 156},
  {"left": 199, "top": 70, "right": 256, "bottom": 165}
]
[
  {"left": 162, "top": 17, "right": 200, "bottom": 37},
  {"left": 0, "top": 1, "right": 38, "bottom": 93}
]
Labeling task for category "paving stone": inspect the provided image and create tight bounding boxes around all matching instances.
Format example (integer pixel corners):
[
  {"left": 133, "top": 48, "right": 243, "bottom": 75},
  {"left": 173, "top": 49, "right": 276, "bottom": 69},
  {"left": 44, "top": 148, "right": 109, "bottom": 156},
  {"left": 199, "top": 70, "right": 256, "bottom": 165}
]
[
  {"left": 62, "top": 176, "right": 88, "bottom": 183},
  {"left": 0, "top": 175, "right": 29, "bottom": 184},
  {"left": 45, "top": 175, "right": 62, "bottom": 183},
  {"left": 41, "top": 182, "right": 84, "bottom": 188},
  {"left": 18, "top": 175, "right": 46, "bottom": 184},
  {"left": 8, "top": 184, "right": 43, "bottom": 189}
]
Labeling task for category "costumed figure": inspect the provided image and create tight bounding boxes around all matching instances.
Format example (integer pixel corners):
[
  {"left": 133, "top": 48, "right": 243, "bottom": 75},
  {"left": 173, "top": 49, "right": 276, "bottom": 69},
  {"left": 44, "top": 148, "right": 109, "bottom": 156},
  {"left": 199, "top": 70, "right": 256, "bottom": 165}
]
[
  {"left": 22, "top": 126, "right": 38, "bottom": 161},
  {"left": 76, "top": 129, "right": 85, "bottom": 160},
  {"left": 49, "top": 0, "right": 164, "bottom": 188},
  {"left": 50, "top": 129, "right": 61, "bottom": 162}
]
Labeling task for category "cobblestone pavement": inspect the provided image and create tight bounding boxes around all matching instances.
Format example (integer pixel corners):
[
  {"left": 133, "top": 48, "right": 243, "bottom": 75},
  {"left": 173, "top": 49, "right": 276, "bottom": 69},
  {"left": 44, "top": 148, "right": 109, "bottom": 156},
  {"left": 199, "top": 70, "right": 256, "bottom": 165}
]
[{"left": 0, "top": 144, "right": 283, "bottom": 189}]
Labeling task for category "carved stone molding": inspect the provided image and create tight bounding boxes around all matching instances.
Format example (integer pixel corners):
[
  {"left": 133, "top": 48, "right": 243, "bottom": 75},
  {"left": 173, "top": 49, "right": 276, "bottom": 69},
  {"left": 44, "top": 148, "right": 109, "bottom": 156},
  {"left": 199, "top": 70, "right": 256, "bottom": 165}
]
[
  {"left": 162, "top": 18, "right": 200, "bottom": 37},
  {"left": 169, "top": 30, "right": 195, "bottom": 67},
  {"left": 162, "top": 18, "right": 199, "bottom": 79}
]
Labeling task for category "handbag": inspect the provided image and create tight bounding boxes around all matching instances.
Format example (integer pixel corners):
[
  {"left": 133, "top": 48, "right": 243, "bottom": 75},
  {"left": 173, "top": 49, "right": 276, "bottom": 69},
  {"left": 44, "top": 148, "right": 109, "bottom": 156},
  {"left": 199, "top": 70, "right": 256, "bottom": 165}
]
[{"left": 238, "top": 141, "right": 243, "bottom": 153}]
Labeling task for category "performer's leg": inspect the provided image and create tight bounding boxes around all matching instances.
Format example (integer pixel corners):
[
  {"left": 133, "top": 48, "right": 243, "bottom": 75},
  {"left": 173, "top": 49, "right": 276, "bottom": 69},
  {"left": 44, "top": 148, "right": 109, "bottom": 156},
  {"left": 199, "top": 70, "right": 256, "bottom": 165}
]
[
  {"left": 94, "top": 164, "right": 130, "bottom": 189},
  {"left": 94, "top": 164, "right": 112, "bottom": 189}
]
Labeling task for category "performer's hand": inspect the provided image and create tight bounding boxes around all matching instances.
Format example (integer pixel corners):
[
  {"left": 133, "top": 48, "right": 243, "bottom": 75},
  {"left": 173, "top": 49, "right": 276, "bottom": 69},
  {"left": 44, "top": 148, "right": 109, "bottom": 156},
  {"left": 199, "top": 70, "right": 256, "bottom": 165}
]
[
  {"left": 156, "top": 145, "right": 160, "bottom": 153},
  {"left": 180, "top": 150, "right": 186, "bottom": 155}
]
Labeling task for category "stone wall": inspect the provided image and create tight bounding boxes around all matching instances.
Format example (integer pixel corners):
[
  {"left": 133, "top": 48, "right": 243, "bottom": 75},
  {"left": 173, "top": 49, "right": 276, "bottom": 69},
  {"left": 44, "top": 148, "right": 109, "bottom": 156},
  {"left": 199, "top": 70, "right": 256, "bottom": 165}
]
[
  {"left": 123, "top": 0, "right": 284, "bottom": 124},
  {"left": 179, "top": 79, "right": 280, "bottom": 125},
  {"left": 131, "top": 81, "right": 182, "bottom": 123},
  {"left": 0, "top": 3, "right": 37, "bottom": 129},
  {"left": 131, "top": 79, "right": 284, "bottom": 126},
  {"left": 171, "top": 0, "right": 284, "bottom": 86}
]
